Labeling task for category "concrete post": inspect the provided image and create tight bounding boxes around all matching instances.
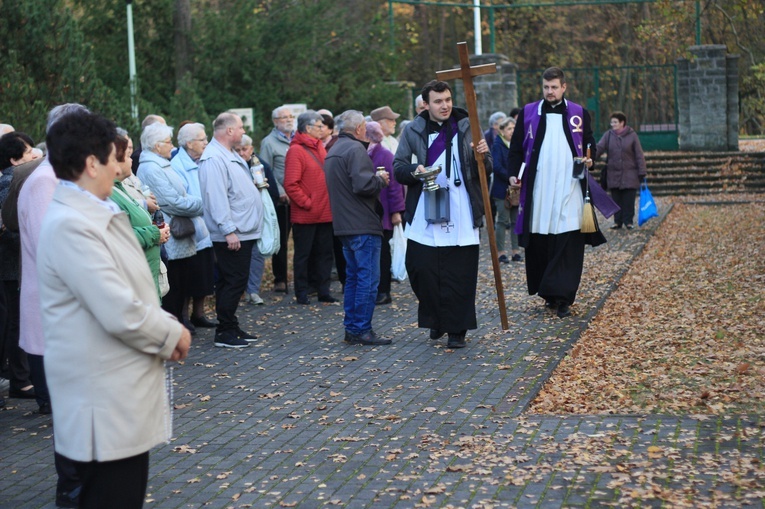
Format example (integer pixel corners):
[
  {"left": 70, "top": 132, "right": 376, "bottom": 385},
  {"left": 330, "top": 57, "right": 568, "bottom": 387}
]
[
  {"left": 676, "top": 45, "right": 739, "bottom": 151},
  {"left": 451, "top": 53, "right": 518, "bottom": 132}
]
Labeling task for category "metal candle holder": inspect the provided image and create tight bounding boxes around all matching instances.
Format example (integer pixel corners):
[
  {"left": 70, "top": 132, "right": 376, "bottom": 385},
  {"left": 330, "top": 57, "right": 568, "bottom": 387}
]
[{"left": 415, "top": 165, "right": 442, "bottom": 192}]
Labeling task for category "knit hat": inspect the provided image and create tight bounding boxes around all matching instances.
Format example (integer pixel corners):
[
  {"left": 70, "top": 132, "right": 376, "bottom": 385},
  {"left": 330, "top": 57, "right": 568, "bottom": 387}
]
[{"left": 370, "top": 106, "right": 400, "bottom": 122}]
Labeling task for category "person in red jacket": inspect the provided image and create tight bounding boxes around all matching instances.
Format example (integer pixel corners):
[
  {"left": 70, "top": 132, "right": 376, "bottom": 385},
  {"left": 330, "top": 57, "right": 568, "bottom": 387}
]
[{"left": 284, "top": 111, "right": 338, "bottom": 305}]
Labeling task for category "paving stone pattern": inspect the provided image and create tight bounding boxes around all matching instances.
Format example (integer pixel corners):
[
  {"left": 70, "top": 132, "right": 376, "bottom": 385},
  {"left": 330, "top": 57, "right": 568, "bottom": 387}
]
[{"left": 1, "top": 207, "right": 762, "bottom": 508}]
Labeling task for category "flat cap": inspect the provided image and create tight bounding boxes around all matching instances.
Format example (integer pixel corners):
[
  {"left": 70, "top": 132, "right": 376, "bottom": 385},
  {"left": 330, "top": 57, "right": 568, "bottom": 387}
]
[{"left": 370, "top": 106, "right": 400, "bottom": 121}]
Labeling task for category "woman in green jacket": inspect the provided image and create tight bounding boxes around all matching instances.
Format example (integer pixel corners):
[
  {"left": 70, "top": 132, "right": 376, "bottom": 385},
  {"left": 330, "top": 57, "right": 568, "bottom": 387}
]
[{"left": 112, "top": 129, "right": 170, "bottom": 299}]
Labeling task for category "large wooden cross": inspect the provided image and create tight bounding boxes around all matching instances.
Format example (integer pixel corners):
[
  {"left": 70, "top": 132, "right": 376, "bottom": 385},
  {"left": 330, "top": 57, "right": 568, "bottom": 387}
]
[{"left": 436, "top": 42, "right": 509, "bottom": 330}]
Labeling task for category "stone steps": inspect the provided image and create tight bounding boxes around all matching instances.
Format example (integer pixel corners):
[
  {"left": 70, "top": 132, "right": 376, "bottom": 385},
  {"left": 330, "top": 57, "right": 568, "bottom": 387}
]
[{"left": 592, "top": 151, "right": 765, "bottom": 196}]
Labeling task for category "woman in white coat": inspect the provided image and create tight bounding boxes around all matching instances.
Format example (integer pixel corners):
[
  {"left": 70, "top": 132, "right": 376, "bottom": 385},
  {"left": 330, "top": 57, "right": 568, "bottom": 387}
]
[{"left": 38, "top": 111, "right": 191, "bottom": 509}]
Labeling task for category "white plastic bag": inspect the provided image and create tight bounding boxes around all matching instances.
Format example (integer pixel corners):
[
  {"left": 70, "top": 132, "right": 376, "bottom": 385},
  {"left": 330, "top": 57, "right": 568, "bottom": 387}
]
[
  {"left": 257, "top": 189, "right": 281, "bottom": 257},
  {"left": 389, "top": 224, "right": 407, "bottom": 282}
]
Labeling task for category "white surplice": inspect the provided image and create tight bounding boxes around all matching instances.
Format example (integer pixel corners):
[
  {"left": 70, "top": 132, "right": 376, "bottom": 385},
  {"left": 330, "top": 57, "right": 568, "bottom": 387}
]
[{"left": 530, "top": 114, "right": 583, "bottom": 235}]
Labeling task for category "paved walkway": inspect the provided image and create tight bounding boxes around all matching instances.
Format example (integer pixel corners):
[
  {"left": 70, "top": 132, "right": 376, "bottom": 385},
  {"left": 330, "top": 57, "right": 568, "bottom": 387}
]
[{"left": 2, "top": 205, "right": 763, "bottom": 508}]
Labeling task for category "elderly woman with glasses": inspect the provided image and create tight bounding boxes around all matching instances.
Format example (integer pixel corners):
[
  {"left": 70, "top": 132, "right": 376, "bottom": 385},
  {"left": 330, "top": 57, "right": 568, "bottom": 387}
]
[
  {"left": 170, "top": 123, "right": 216, "bottom": 329},
  {"left": 283, "top": 110, "right": 337, "bottom": 305},
  {"left": 138, "top": 123, "right": 205, "bottom": 328}
]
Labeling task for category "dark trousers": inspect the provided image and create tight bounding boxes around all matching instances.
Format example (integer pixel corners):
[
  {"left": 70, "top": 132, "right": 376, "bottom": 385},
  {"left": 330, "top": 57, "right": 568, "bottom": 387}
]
[
  {"left": 71, "top": 452, "right": 149, "bottom": 509},
  {"left": 377, "top": 229, "right": 393, "bottom": 294},
  {"left": 1, "top": 280, "right": 31, "bottom": 389},
  {"left": 292, "top": 222, "right": 334, "bottom": 298},
  {"left": 525, "top": 231, "right": 585, "bottom": 305},
  {"left": 405, "top": 241, "right": 479, "bottom": 333},
  {"left": 161, "top": 256, "right": 194, "bottom": 322},
  {"left": 333, "top": 235, "right": 346, "bottom": 286},
  {"left": 213, "top": 240, "right": 254, "bottom": 332},
  {"left": 27, "top": 354, "right": 81, "bottom": 493},
  {"left": 611, "top": 188, "right": 637, "bottom": 226},
  {"left": 272, "top": 203, "right": 291, "bottom": 285}
]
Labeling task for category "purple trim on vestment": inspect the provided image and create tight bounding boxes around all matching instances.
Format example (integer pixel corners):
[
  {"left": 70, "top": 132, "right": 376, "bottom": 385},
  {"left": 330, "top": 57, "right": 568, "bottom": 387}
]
[
  {"left": 426, "top": 117, "right": 458, "bottom": 167},
  {"left": 515, "top": 100, "right": 618, "bottom": 234}
]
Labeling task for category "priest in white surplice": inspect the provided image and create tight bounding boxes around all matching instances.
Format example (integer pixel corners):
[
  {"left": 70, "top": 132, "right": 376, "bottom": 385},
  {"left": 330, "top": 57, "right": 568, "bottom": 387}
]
[
  {"left": 394, "top": 80, "right": 492, "bottom": 349},
  {"left": 508, "top": 67, "right": 602, "bottom": 318}
]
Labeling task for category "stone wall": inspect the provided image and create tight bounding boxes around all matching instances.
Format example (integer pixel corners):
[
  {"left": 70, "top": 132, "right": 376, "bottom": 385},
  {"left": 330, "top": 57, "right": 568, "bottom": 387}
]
[
  {"left": 676, "top": 45, "right": 739, "bottom": 151},
  {"left": 451, "top": 53, "right": 518, "bottom": 131}
]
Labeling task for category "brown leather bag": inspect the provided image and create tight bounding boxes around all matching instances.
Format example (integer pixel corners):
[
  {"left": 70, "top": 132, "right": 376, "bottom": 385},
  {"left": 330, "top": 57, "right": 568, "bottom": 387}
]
[{"left": 504, "top": 185, "right": 520, "bottom": 209}]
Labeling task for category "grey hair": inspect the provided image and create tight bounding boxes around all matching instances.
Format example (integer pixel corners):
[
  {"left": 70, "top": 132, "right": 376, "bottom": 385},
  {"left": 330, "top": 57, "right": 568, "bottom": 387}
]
[
  {"left": 213, "top": 112, "right": 240, "bottom": 133},
  {"left": 46, "top": 103, "right": 89, "bottom": 133},
  {"left": 498, "top": 116, "right": 516, "bottom": 130},
  {"left": 141, "top": 114, "right": 165, "bottom": 129},
  {"left": 116, "top": 127, "right": 129, "bottom": 138},
  {"left": 141, "top": 123, "right": 174, "bottom": 152},
  {"left": 0, "top": 124, "right": 14, "bottom": 138},
  {"left": 238, "top": 134, "right": 253, "bottom": 147},
  {"left": 296, "top": 110, "right": 323, "bottom": 134},
  {"left": 489, "top": 111, "right": 507, "bottom": 127},
  {"left": 178, "top": 123, "right": 206, "bottom": 148},
  {"left": 272, "top": 105, "right": 291, "bottom": 119},
  {"left": 335, "top": 110, "right": 365, "bottom": 135}
]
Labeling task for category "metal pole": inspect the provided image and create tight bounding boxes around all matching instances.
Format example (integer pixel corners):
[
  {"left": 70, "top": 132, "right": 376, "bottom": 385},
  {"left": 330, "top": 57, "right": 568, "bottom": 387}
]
[
  {"left": 488, "top": 5, "right": 495, "bottom": 53},
  {"left": 126, "top": 0, "right": 138, "bottom": 121},
  {"left": 389, "top": 1, "right": 395, "bottom": 56},
  {"left": 473, "top": 0, "right": 482, "bottom": 55}
]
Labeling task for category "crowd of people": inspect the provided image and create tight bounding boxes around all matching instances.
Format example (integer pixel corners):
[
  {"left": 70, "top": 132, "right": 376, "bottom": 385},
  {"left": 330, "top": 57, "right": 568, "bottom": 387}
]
[{"left": 0, "top": 68, "right": 636, "bottom": 507}]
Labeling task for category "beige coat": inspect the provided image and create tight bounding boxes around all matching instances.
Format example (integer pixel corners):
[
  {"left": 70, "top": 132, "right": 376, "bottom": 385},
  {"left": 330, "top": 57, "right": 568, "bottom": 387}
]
[{"left": 38, "top": 185, "right": 184, "bottom": 462}]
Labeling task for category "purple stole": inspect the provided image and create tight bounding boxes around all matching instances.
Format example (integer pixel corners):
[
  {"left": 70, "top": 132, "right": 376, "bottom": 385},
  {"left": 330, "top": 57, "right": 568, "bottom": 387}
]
[
  {"left": 426, "top": 117, "right": 458, "bottom": 167},
  {"left": 516, "top": 100, "right": 618, "bottom": 235}
]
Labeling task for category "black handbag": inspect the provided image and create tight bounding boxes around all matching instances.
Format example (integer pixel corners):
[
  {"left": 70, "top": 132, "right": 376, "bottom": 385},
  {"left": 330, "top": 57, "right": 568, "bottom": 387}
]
[{"left": 169, "top": 216, "right": 196, "bottom": 239}]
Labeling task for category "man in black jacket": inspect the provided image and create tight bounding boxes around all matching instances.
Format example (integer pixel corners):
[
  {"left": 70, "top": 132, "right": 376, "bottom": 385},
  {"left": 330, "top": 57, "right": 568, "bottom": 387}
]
[
  {"left": 393, "top": 80, "right": 491, "bottom": 349},
  {"left": 324, "top": 110, "right": 391, "bottom": 346}
]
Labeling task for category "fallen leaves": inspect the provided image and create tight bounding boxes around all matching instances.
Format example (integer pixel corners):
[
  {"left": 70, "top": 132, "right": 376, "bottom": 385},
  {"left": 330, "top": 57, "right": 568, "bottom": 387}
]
[{"left": 529, "top": 201, "right": 765, "bottom": 415}]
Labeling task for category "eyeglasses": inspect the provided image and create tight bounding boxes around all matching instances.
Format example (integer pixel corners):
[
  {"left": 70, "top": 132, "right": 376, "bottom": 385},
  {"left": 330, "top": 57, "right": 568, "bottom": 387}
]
[
  {"left": 275, "top": 115, "right": 295, "bottom": 120},
  {"left": 159, "top": 139, "right": 173, "bottom": 145},
  {"left": 192, "top": 137, "right": 208, "bottom": 142},
  {"left": 307, "top": 123, "right": 324, "bottom": 129}
]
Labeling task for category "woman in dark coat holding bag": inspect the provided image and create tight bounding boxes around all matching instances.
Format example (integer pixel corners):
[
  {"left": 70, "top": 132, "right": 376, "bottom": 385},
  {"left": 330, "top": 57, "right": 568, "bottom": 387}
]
[{"left": 596, "top": 111, "right": 647, "bottom": 230}]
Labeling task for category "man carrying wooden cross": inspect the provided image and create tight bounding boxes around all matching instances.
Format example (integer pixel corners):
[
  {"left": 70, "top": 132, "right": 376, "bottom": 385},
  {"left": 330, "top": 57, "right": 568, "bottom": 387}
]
[{"left": 393, "top": 80, "right": 492, "bottom": 349}]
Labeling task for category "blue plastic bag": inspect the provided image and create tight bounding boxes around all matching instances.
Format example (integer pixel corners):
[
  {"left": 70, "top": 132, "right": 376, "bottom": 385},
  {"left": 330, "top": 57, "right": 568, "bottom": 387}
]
[{"left": 638, "top": 180, "right": 658, "bottom": 226}]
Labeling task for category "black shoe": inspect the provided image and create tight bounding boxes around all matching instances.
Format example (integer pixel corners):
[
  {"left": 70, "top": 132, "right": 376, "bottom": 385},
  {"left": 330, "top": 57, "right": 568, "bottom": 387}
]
[
  {"left": 9, "top": 386, "right": 36, "bottom": 399},
  {"left": 236, "top": 328, "right": 258, "bottom": 342},
  {"left": 625, "top": 224, "right": 634, "bottom": 230},
  {"left": 214, "top": 330, "right": 249, "bottom": 348},
  {"left": 544, "top": 299, "right": 557, "bottom": 311},
  {"left": 55, "top": 487, "right": 81, "bottom": 508},
  {"left": 344, "top": 331, "right": 392, "bottom": 345},
  {"left": 296, "top": 295, "right": 310, "bottom": 305},
  {"left": 273, "top": 282, "right": 288, "bottom": 293},
  {"left": 318, "top": 294, "right": 339, "bottom": 303},
  {"left": 307, "top": 287, "right": 318, "bottom": 297},
  {"left": 498, "top": 254, "right": 510, "bottom": 264},
  {"left": 511, "top": 253, "right": 523, "bottom": 262},
  {"left": 374, "top": 292, "right": 392, "bottom": 305},
  {"left": 190, "top": 315, "right": 217, "bottom": 328},
  {"left": 557, "top": 302, "right": 571, "bottom": 318},
  {"left": 610, "top": 224, "right": 622, "bottom": 230},
  {"left": 39, "top": 402, "right": 52, "bottom": 415},
  {"left": 429, "top": 328, "right": 445, "bottom": 340},
  {"left": 0, "top": 397, "right": 5, "bottom": 408},
  {"left": 447, "top": 333, "right": 467, "bottom": 349}
]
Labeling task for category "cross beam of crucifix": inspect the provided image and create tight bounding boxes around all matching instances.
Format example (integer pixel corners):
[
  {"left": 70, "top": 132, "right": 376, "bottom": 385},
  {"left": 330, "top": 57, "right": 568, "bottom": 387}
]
[{"left": 436, "top": 42, "right": 509, "bottom": 330}]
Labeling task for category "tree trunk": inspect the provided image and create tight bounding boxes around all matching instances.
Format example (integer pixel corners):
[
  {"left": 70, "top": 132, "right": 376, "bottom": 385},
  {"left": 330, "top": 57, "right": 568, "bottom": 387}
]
[{"left": 174, "top": 0, "right": 192, "bottom": 89}]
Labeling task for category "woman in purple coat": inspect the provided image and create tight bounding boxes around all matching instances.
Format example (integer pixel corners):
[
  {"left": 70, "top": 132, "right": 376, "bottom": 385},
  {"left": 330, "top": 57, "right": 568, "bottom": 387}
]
[
  {"left": 366, "top": 121, "right": 405, "bottom": 305},
  {"left": 596, "top": 111, "right": 647, "bottom": 230}
]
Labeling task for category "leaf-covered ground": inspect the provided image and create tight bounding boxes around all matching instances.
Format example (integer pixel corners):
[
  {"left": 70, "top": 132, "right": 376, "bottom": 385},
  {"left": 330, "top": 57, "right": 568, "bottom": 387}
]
[{"left": 529, "top": 198, "right": 765, "bottom": 415}]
